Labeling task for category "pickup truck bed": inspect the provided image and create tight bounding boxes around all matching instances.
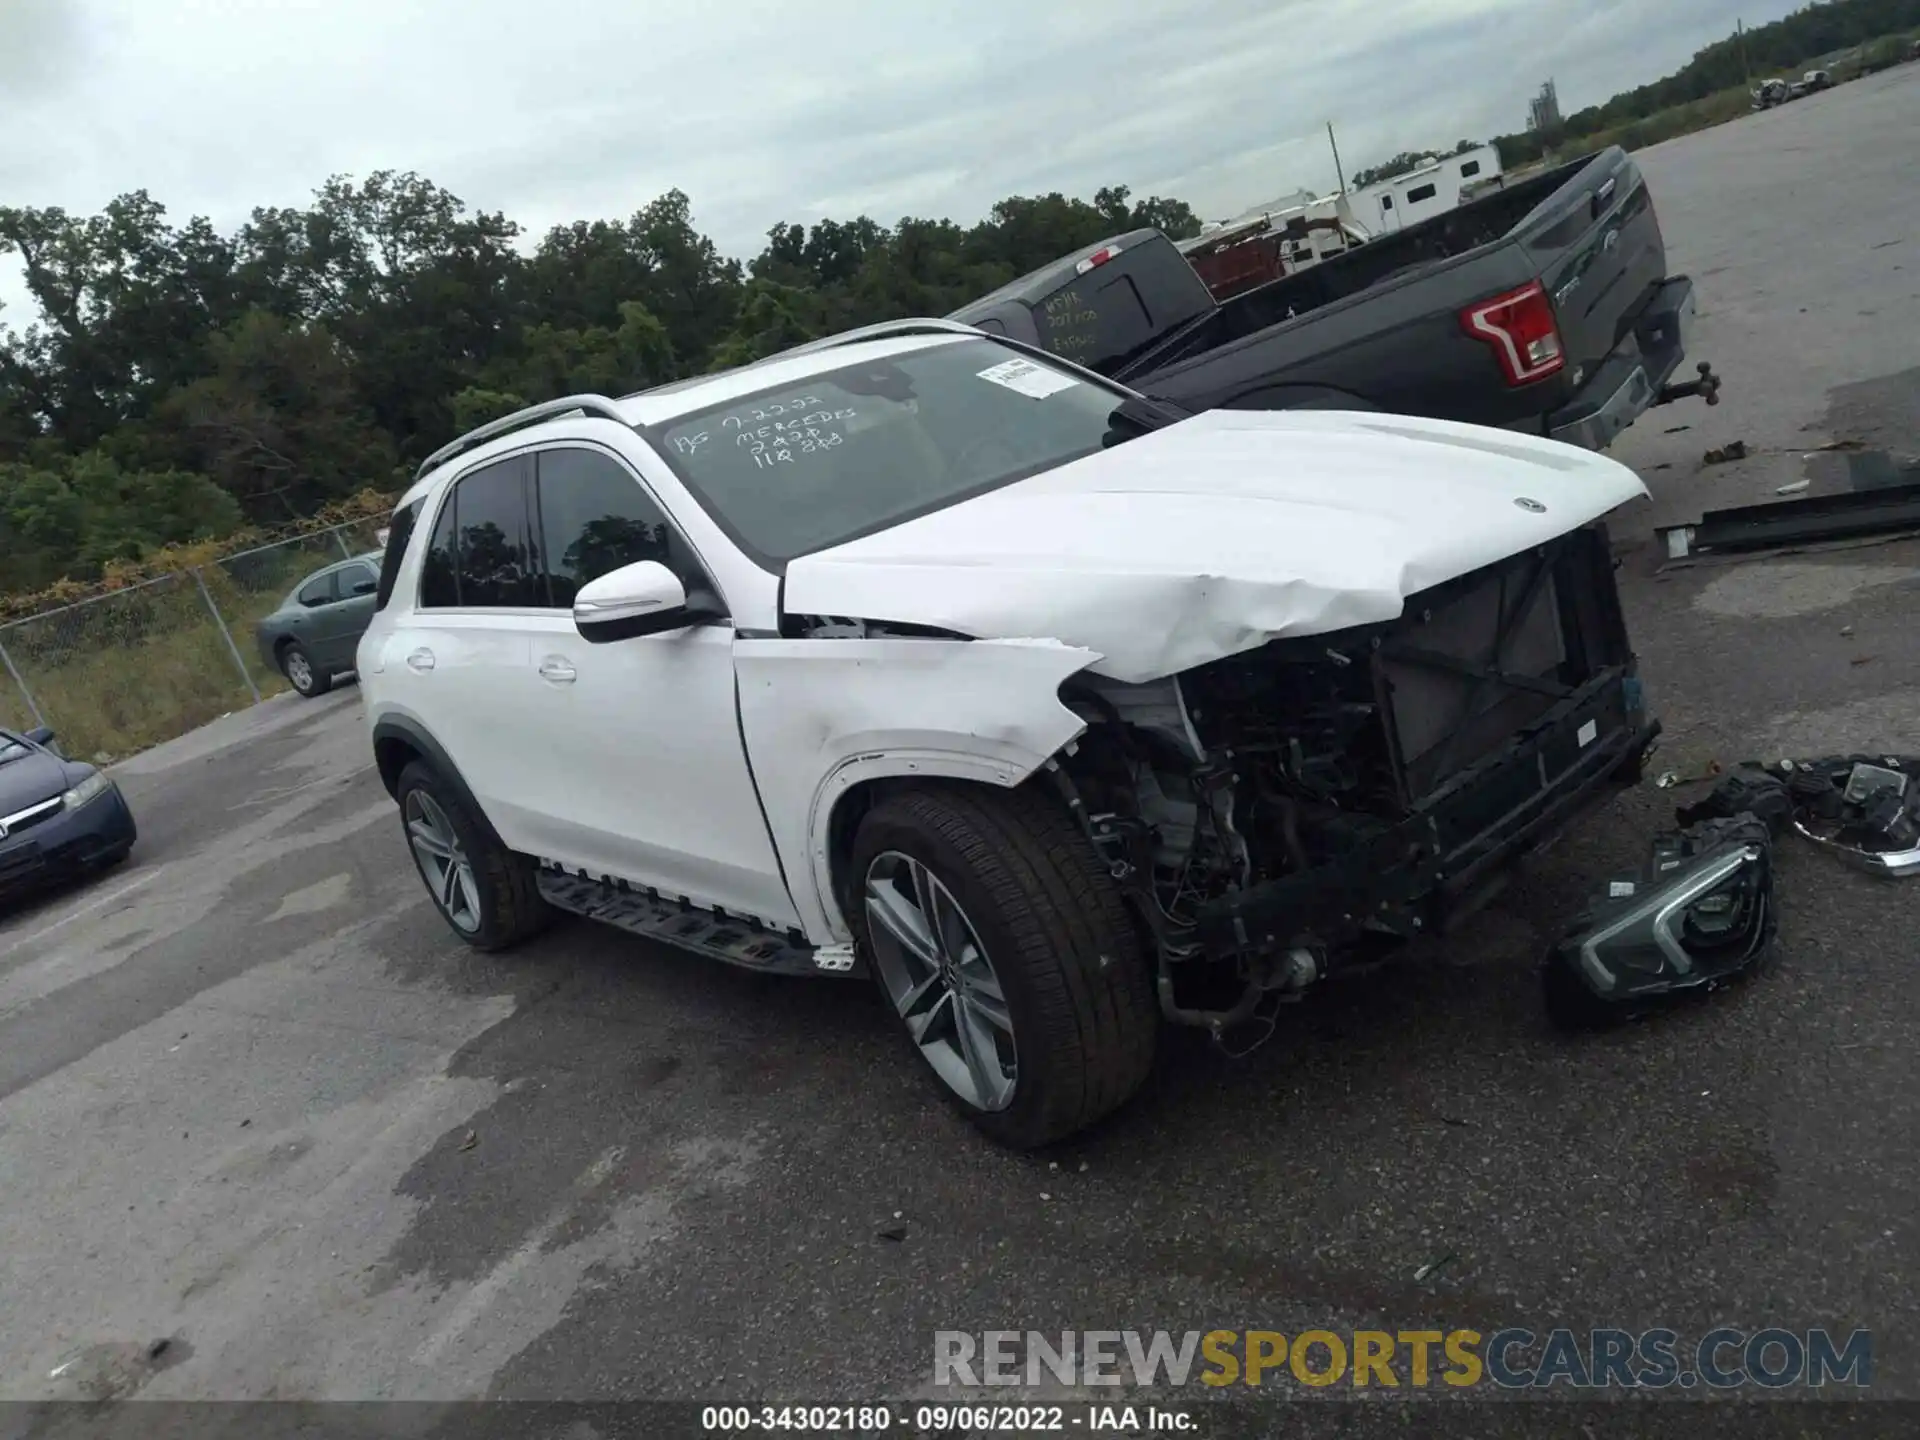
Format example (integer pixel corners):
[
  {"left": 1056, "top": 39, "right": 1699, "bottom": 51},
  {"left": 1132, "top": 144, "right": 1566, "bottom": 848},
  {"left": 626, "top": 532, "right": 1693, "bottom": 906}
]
[{"left": 950, "top": 148, "right": 1720, "bottom": 450}]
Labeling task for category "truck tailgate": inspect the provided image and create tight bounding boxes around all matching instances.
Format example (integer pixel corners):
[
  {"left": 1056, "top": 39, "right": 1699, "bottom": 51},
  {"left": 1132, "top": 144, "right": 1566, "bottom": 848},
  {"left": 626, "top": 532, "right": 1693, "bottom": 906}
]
[{"left": 1529, "top": 151, "right": 1666, "bottom": 381}]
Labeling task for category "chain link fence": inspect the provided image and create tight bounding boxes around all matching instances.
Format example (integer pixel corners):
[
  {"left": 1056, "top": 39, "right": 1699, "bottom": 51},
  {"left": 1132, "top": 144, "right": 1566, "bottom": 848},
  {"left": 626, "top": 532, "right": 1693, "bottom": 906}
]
[{"left": 0, "top": 521, "right": 383, "bottom": 763}]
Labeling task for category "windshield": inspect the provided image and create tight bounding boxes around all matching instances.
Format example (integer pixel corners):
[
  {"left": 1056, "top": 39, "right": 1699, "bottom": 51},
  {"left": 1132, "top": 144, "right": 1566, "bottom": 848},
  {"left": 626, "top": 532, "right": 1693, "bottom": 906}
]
[{"left": 649, "top": 337, "right": 1134, "bottom": 566}]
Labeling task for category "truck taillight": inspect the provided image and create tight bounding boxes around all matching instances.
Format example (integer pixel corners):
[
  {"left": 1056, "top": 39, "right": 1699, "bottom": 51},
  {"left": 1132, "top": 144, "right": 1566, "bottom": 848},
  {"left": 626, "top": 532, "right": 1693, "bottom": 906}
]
[
  {"left": 1460, "top": 280, "right": 1565, "bottom": 386},
  {"left": 1075, "top": 244, "right": 1123, "bottom": 275}
]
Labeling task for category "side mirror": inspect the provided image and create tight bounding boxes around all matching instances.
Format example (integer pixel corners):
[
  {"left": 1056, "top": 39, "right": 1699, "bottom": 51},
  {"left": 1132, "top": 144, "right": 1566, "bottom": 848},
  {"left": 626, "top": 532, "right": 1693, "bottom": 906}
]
[
  {"left": 25, "top": 726, "right": 56, "bottom": 746},
  {"left": 572, "top": 560, "right": 725, "bottom": 644}
]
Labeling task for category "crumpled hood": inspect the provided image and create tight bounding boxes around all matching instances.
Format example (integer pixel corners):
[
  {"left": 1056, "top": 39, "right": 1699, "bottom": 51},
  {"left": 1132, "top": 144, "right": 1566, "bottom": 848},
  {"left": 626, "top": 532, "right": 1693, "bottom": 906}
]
[{"left": 782, "top": 408, "right": 1647, "bottom": 683}]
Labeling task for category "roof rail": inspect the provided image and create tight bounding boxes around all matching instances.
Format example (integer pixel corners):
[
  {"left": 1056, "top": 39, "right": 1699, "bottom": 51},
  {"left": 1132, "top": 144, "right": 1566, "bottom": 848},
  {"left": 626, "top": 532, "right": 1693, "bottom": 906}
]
[
  {"left": 412, "top": 393, "right": 632, "bottom": 482},
  {"left": 779, "top": 317, "right": 981, "bottom": 359}
]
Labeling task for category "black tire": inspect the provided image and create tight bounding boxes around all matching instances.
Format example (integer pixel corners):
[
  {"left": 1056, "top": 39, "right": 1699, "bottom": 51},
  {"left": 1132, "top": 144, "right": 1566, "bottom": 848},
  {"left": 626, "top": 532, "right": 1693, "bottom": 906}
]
[
  {"left": 396, "top": 759, "right": 551, "bottom": 951},
  {"left": 849, "top": 781, "right": 1157, "bottom": 1149},
  {"left": 281, "top": 642, "right": 332, "bottom": 698}
]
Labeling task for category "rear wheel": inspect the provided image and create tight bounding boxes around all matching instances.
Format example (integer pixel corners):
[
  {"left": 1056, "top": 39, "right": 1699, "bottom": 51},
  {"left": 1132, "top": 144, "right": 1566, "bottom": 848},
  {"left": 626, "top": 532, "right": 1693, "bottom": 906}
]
[
  {"left": 850, "top": 782, "right": 1157, "bottom": 1149},
  {"left": 396, "top": 760, "right": 551, "bottom": 950},
  {"left": 282, "top": 642, "right": 331, "bottom": 698}
]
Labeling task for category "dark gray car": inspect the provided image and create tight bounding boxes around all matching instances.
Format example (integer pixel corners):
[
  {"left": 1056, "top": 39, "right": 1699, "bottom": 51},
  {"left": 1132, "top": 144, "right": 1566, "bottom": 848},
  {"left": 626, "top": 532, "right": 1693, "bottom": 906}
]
[{"left": 253, "top": 553, "right": 382, "bottom": 698}]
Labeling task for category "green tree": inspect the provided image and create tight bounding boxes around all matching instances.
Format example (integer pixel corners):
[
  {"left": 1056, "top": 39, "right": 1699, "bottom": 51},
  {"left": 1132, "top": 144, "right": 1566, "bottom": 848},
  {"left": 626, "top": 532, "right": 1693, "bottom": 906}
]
[{"left": 158, "top": 309, "right": 398, "bottom": 521}]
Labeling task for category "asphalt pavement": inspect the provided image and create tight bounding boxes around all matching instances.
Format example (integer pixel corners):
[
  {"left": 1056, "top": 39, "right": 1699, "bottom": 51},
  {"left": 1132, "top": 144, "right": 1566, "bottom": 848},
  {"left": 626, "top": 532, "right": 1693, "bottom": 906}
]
[{"left": 2, "top": 63, "right": 1917, "bottom": 1432}]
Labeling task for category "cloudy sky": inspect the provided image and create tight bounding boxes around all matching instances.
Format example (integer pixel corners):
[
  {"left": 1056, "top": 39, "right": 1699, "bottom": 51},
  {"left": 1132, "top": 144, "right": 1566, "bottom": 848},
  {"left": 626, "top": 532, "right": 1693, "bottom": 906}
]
[{"left": 2, "top": 0, "right": 1798, "bottom": 325}]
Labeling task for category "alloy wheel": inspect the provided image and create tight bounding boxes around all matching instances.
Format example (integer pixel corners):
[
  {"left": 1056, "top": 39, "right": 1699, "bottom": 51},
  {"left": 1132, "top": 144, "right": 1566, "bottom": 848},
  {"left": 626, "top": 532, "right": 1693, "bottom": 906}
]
[
  {"left": 286, "top": 650, "right": 314, "bottom": 692},
  {"left": 404, "top": 789, "right": 481, "bottom": 933},
  {"left": 864, "top": 850, "right": 1018, "bottom": 1111}
]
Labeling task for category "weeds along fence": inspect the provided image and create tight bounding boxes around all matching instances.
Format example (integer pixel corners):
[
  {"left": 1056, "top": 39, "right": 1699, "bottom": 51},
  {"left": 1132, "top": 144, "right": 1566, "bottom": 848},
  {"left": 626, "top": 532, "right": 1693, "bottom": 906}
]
[{"left": 0, "top": 520, "right": 383, "bottom": 762}]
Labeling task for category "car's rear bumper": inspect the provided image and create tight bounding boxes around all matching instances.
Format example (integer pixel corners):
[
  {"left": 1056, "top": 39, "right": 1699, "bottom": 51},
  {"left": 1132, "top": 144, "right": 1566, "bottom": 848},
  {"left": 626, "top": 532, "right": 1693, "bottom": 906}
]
[
  {"left": 0, "top": 785, "right": 137, "bottom": 900},
  {"left": 1547, "top": 276, "right": 1699, "bottom": 451}
]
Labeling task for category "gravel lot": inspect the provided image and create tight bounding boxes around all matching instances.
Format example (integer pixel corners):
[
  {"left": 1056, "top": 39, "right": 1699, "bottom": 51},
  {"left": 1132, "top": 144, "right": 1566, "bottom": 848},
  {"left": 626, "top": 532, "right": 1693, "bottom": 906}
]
[{"left": 2, "top": 62, "right": 1917, "bottom": 1435}]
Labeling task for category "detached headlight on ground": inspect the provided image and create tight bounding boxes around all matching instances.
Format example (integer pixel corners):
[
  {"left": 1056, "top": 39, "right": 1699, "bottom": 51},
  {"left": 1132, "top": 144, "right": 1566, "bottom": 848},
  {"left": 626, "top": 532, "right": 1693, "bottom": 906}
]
[
  {"left": 1546, "top": 812, "right": 1778, "bottom": 1018},
  {"left": 61, "top": 771, "right": 111, "bottom": 811}
]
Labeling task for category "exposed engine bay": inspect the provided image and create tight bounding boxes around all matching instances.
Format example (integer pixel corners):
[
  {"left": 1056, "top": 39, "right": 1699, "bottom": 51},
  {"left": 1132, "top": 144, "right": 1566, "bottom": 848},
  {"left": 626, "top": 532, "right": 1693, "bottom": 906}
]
[{"left": 1048, "top": 524, "right": 1660, "bottom": 1031}]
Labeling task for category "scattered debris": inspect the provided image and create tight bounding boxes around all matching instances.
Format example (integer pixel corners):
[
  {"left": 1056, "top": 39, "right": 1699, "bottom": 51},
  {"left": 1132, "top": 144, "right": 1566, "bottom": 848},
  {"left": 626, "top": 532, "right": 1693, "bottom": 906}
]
[
  {"left": 239, "top": 1118, "right": 251, "bottom": 1128},
  {"left": 1703, "top": 440, "right": 1749, "bottom": 465},
  {"left": 1776, "top": 479, "right": 1812, "bottom": 495},
  {"left": 1658, "top": 480, "right": 1920, "bottom": 559},
  {"left": 1841, "top": 625, "right": 1855, "bottom": 637},
  {"left": 1680, "top": 756, "right": 1920, "bottom": 877},
  {"left": 146, "top": 1339, "right": 171, "bottom": 1361},
  {"left": 458, "top": 1130, "right": 478, "bottom": 1152},
  {"left": 1655, "top": 759, "right": 1724, "bottom": 789},
  {"left": 876, "top": 1225, "right": 908, "bottom": 1243},
  {"left": 1414, "top": 1253, "right": 1455, "bottom": 1282},
  {"left": 1664, "top": 425, "right": 1692, "bottom": 434},
  {"left": 1652, "top": 463, "right": 1673, "bottom": 472},
  {"left": 1040, "top": 1192, "right": 1052, "bottom": 1201},
  {"left": 1851, "top": 656, "right": 1876, "bottom": 667},
  {"left": 1677, "top": 768, "right": 1793, "bottom": 833},
  {"left": 1078, "top": 1161, "right": 1090, "bottom": 1173}
]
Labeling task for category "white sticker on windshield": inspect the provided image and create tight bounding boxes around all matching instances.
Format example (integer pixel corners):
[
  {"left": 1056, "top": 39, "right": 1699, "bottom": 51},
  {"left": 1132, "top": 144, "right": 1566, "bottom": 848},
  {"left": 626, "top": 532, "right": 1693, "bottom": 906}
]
[{"left": 977, "top": 357, "right": 1079, "bottom": 399}]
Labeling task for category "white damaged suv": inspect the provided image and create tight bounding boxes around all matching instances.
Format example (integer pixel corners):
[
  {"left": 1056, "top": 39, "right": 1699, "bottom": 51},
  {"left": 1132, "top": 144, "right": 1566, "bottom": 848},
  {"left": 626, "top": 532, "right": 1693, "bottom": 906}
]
[{"left": 362, "top": 319, "right": 1685, "bottom": 1148}]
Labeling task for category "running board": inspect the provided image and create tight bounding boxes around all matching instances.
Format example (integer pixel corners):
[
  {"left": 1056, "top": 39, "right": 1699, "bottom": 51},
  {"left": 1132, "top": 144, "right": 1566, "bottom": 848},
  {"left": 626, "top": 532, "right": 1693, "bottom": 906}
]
[{"left": 535, "top": 868, "right": 855, "bottom": 978}]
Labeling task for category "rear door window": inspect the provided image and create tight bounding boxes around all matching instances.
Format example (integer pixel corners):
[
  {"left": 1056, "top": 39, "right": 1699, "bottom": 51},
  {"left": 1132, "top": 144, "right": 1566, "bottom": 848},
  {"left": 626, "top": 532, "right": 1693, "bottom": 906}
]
[
  {"left": 420, "top": 492, "right": 461, "bottom": 608},
  {"left": 418, "top": 456, "right": 538, "bottom": 608}
]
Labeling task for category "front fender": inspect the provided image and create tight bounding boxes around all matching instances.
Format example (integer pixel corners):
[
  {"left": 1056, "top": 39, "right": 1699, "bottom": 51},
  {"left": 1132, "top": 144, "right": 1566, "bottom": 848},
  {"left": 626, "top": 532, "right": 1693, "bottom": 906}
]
[{"left": 733, "top": 636, "right": 1099, "bottom": 944}]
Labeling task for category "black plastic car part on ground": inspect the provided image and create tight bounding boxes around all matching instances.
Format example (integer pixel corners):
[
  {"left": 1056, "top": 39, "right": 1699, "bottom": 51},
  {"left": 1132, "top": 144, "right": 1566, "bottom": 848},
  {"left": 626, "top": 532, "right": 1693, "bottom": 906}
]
[
  {"left": 1682, "top": 755, "right": 1920, "bottom": 877},
  {"left": 1542, "top": 811, "right": 1777, "bottom": 1027},
  {"left": 0, "top": 727, "right": 137, "bottom": 900}
]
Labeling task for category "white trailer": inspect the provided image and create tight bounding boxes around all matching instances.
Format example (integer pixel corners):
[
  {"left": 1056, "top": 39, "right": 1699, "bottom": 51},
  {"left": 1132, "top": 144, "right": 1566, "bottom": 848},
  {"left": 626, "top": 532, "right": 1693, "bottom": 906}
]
[{"left": 1354, "top": 143, "right": 1503, "bottom": 234}]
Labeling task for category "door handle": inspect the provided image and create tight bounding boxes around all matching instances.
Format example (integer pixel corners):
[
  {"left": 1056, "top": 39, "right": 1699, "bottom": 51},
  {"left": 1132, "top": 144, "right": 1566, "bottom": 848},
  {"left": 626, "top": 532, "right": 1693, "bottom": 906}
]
[
  {"left": 538, "top": 656, "right": 577, "bottom": 684},
  {"left": 406, "top": 648, "right": 435, "bottom": 673}
]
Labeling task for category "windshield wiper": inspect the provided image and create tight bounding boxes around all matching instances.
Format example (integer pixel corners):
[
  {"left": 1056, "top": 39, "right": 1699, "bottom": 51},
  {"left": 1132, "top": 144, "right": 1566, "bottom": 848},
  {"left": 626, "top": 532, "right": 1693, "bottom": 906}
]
[{"left": 1102, "top": 394, "right": 1196, "bottom": 448}]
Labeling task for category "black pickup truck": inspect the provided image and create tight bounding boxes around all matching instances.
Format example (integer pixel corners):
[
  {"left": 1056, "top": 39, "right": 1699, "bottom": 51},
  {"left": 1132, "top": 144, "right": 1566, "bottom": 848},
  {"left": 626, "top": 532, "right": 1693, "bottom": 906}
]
[{"left": 948, "top": 147, "right": 1720, "bottom": 450}]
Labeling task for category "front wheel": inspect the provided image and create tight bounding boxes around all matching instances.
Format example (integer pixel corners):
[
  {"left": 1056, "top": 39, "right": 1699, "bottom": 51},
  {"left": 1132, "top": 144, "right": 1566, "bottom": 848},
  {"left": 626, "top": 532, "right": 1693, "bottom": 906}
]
[
  {"left": 850, "top": 782, "right": 1157, "bottom": 1149},
  {"left": 396, "top": 760, "right": 551, "bottom": 951}
]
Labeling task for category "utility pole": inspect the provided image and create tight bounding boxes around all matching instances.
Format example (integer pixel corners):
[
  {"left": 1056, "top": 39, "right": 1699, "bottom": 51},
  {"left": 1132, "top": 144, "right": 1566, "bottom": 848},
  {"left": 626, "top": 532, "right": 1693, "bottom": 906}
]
[
  {"left": 1737, "top": 19, "right": 1752, "bottom": 86},
  {"left": 1327, "top": 122, "right": 1348, "bottom": 195}
]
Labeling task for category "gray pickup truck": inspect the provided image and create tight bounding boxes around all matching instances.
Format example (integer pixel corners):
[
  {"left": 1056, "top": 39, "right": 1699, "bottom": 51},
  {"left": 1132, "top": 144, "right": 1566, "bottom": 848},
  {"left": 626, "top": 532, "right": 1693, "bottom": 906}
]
[{"left": 949, "top": 147, "right": 1720, "bottom": 450}]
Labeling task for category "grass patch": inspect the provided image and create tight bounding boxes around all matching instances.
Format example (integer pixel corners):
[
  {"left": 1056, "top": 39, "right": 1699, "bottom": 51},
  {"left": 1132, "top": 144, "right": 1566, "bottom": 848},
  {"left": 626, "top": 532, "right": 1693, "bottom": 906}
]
[{"left": 0, "top": 524, "right": 379, "bottom": 761}]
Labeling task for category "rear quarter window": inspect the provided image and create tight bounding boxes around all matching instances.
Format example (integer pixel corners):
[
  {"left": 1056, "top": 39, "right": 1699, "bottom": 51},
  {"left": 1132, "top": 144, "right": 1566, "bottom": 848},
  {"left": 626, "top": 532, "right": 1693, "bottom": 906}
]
[{"left": 374, "top": 499, "right": 421, "bottom": 611}]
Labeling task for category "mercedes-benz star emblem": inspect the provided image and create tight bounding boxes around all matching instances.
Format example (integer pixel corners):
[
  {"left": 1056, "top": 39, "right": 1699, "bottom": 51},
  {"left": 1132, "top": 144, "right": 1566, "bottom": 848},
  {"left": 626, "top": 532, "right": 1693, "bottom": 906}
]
[{"left": 1514, "top": 497, "right": 1547, "bottom": 513}]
